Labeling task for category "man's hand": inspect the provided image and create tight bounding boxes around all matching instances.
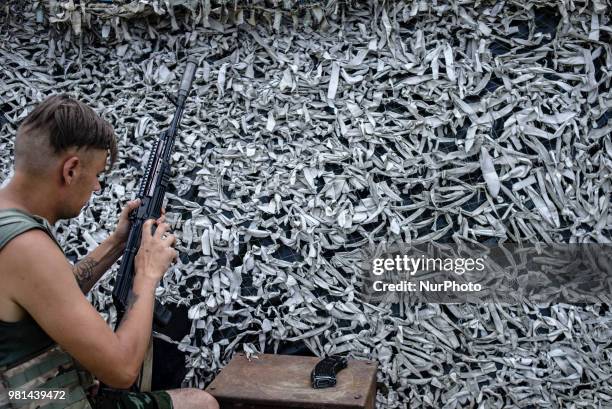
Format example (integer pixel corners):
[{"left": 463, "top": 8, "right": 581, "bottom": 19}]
[
  {"left": 112, "top": 199, "right": 166, "bottom": 246},
  {"left": 134, "top": 220, "right": 177, "bottom": 285},
  {"left": 112, "top": 199, "right": 140, "bottom": 245}
]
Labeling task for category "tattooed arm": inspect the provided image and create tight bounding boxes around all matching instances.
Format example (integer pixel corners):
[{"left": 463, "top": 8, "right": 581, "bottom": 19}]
[{"left": 72, "top": 235, "right": 125, "bottom": 293}]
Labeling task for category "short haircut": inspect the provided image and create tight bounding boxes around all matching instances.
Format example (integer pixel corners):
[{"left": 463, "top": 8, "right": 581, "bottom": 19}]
[{"left": 15, "top": 94, "right": 118, "bottom": 173}]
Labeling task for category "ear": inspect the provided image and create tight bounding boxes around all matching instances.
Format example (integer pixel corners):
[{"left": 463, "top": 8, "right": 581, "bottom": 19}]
[{"left": 61, "top": 156, "right": 80, "bottom": 186}]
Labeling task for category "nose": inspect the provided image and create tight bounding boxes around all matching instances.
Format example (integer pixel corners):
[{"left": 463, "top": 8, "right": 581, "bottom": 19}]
[{"left": 93, "top": 179, "right": 105, "bottom": 196}]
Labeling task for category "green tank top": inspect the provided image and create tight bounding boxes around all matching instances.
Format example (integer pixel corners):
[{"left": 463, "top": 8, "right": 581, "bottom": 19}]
[{"left": 0, "top": 208, "right": 61, "bottom": 368}]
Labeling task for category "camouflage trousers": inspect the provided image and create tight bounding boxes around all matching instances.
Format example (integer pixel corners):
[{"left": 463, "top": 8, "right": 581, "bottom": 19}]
[{"left": 88, "top": 389, "right": 173, "bottom": 409}]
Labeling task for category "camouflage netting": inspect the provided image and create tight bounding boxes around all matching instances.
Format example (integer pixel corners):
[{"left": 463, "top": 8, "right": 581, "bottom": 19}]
[
  {"left": 36, "top": 0, "right": 356, "bottom": 39},
  {"left": 1, "top": 0, "right": 612, "bottom": 407}
]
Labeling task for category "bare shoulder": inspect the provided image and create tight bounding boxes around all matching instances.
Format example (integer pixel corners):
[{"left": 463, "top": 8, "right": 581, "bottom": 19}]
[
  {"left": 0, "top": 228, "right": 100, "bottom": 334},
  {"left": 1, "top": 227, "right": 67, "bottom": 265},
  {"left": 0, "top": 228, "right": 74, "bottom": 295},
  {"left": 0, "top": 228, "right": 74, "bottom": 321}
]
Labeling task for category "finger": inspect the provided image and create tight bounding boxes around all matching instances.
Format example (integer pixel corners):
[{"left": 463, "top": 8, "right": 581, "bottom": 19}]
[
  {"left": 164, "top": 233, "right": 176, "bottom": 246},
  {"left": 154, "top": 222, "right": 171, "bottom": 238},
  {"left": 143, "top": 219, "right": 156, "bottom": 237},
  {"left": 129, "top": 199, "right": 141, "bottom": 209},
  {"left": 126, "top": 199, "right": 140, "bottom": 211},
  {"left": 156, "top": 215, "right": 166, "bottom": 224},
  {"left": 121, "top": 199, "right": 141, "bottom": 216}
]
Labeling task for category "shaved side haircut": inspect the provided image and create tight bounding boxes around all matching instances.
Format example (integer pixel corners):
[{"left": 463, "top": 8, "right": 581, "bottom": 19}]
[{"left": 15, "top": 94, "right": 118, "bottom": 174}]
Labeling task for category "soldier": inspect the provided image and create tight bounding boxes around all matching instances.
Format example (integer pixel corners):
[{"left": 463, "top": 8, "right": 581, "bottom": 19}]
[{"left": 0, "top": 95, "right": 219, "bottom": 409}]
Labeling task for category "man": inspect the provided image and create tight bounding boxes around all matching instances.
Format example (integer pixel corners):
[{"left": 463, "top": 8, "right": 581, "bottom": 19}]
[{"left": 0, "top": 95, "right": 218, "bottom": 409}]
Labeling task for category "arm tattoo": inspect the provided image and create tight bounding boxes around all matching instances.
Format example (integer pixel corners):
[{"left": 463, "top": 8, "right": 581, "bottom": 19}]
[
  {"left": 72, "top": 257, "right": 100, "bottom": 292},
  {"left": 121, "top": 291, "right": 140, "bottom": 322},
  {"left": 126, "top": 291, "right": 139, "bottom": 311}
]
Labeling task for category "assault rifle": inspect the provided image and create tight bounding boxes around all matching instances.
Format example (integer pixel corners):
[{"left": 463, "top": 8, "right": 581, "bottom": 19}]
[{"left": 113, "top": 56, "right": 198, "bottom": 327}]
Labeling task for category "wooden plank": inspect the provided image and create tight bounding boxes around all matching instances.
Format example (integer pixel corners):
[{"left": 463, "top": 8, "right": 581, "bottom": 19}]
[{"left": 206, "top": 354, "right": 377, "bottom": 409}]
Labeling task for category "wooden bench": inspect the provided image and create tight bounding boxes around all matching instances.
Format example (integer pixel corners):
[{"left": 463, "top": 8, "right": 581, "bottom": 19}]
[{"left": 206, "top": 353, "right": 378, "bottom": 409}]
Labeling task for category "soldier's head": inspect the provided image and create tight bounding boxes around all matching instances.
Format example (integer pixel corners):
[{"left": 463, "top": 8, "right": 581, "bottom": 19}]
[{"left": 14, "top": 94, "right": 118, "bottom": 219}]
